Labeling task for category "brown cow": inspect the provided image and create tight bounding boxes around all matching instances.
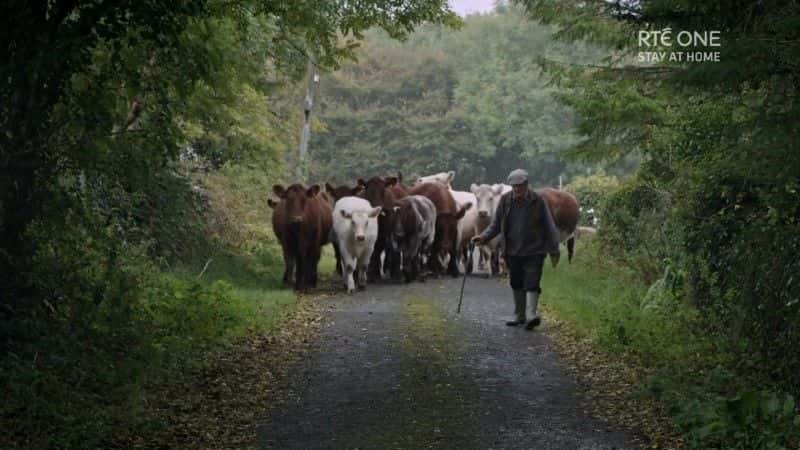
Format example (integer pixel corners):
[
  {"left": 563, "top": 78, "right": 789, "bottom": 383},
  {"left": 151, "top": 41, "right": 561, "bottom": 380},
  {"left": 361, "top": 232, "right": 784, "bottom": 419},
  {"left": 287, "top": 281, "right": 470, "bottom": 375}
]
[
  {"left": 408, "top": 182, "right": 471, "bottom": 277},
  {"left": 271, "top": 183, "right": 332, "bottom": 291},
  {"left": 357, "top": 175, "right": 407, "bottom": 281},
  {"left": 392, "top": 172, "right": 410, "bottom": 197},
  {"left": 325, "top": 182, "right": 363, "bottom": 203},
  {"left": 537, "top": 188, "right": 580, "bottom": 262}
]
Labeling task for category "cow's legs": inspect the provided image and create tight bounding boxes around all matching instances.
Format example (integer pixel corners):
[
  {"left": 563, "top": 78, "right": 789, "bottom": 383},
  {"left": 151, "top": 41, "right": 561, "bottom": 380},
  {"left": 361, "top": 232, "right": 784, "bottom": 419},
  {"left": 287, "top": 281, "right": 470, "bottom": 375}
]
[
  {"left": 567, "top": 236, "right": 575, "bottom": 263},
  {"left": 368, "top": 238, "right": 384, "bottom": 282},
  {"left": 463, "top": 242, "right": 473, "bottom": 274},
  {"left": 281, "top": 243, "right": 295, "bottom": 286},
  {"left": 332, "top": 240, "right": 343, "bottom": 275},
  {"left": 388, "top": 247, "right": 402, "bottom": 280},
  {"left": 478, "top": 246, "right": 490, "bottom": 271},
  {"left": 308, "top": 246, "right": 322, "bottom": 288},
  {"left": 401, "top": 243, "right": 414, "bottom": 283},
  {"left": 383, "top": 245, "right": 398, "bottom": 280},
  {"left": 447, "top": 241, "right": 460, "bottom": 277},
  {"left": 343, "top": 255, "right": 356, "bottom": 293},
  {"left": 357, "top": 260, "right": 368, "bottom": 290},
  {"left": 294, "top": 250, "right": 305, "bottom": 291}
]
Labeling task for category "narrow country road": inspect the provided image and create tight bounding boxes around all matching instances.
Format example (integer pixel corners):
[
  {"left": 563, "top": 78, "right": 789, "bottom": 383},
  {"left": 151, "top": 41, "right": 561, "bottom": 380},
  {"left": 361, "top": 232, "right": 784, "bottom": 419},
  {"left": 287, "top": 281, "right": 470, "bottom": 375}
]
[{"left": 258, "top": 275, "right": 637, "bottom": 449}]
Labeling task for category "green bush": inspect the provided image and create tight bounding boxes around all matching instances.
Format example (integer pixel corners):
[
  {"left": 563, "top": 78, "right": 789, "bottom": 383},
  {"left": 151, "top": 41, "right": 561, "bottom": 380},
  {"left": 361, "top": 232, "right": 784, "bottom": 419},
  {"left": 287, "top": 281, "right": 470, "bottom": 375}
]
[
  {"left": 594, "top": 178, "right": 678, "bottom": 283},
  {"left": 546, "top": 239, "right": 800, "bottom": 449},
  {"left": 0, "top": 214, "right": 257, "bottom": 448},
  {"left": 565, "top": 171, "right": 620, "bottom": 226}
]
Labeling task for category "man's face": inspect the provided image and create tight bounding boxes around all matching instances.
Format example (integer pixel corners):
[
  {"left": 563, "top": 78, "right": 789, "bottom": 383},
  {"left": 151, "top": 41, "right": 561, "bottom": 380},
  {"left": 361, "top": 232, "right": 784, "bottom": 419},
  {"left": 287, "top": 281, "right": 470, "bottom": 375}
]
[{"left": 511, "top": 182, "right": 527, "bottom": 198}]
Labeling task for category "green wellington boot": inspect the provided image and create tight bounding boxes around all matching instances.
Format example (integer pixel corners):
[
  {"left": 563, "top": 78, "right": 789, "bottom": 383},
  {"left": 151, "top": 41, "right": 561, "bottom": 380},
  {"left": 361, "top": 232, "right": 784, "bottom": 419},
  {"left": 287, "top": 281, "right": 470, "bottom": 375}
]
[
  {"left": 525, "top": 291, "right": 541, "bottom": 330},
  {"left": 506, "top": 290, "right": 527, "bottom": 326}
]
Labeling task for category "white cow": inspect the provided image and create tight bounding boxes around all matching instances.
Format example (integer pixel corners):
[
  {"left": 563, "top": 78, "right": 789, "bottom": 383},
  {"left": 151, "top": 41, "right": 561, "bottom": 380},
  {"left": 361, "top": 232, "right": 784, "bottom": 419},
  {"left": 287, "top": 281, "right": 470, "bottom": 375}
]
[
  {"left": 332, "top": 197, "right": 382, "bottom": 293},
  {"left": 416, "top": 171, "right": 479, "bottom": 273},
  {"left": 470, "top": 183, "right": 506, "bottom": 274}
]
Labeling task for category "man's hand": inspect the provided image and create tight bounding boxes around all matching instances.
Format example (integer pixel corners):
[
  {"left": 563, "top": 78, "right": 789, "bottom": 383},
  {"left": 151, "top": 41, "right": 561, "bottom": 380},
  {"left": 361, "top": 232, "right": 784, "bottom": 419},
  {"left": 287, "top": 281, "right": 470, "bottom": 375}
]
[
  {"left": 549, "top": 252, "right": 560, "bottom": 268},
  {"left": 471, "top": 235, "right": 484, "bottom": 245}
]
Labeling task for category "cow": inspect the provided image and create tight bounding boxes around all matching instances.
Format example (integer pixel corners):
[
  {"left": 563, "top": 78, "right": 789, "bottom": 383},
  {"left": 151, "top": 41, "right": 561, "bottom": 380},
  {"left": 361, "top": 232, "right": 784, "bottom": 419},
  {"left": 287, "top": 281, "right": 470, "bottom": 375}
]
[
  {"left": 416, "top": 171, "right": 454, "bottom": 187},
  {"left": 325, "top": 182, "right": 365, "bottom": 275},
  {"left": 332, "top": 197, "right": 382, "bottom": 293},
  {"left": 387, "top": 195, "right": 437, "bottom": 283},
  {"left": 470, "top": 183, "right": 506, "bottom": 275},
  {"left": 325, "top": 182, "right": 363, "bottom": 203},
  {"left": 267, "top": 197, "right": 292, "bottom": 283},
  {"left": 538, "top": 188, "right": 580, "bottom": 262},
  {"left": 357, "top": 176, "right": 407, "bottom": 281},
  {"left": 393, "top": 172, "right": 411, "bottom": 197},
  {"left": 416, "top": 171, "right": 479, "bottom": 274},
  {"left": 408, "top": 182, "right": 471, "bottom": 277},
  {"left": 270, "top": 183, "right": 332, "bottom": 291}
]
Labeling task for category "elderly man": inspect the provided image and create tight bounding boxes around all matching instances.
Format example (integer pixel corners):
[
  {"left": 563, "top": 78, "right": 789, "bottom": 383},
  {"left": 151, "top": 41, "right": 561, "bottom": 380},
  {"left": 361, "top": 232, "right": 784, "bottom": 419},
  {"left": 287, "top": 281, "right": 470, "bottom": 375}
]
[{"left": 471, "top": 169, "right": 560, "bottom": 330}]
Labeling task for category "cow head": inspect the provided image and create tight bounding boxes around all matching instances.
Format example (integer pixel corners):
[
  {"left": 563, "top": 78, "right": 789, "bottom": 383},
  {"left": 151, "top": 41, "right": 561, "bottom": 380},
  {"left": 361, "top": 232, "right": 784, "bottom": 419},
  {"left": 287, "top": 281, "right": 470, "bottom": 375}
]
[
  {"left": 340, "top": 207, "right": 381, "bottom": 242},
  {"left": 416, "top": 171, "right": 455, "bottom": 188},
  {"left": 358, "top": 176, "right": 398, "bottom": 212},
  {"left": 325, "top": 182, "right": 363, "bottom": 202},
  {"left": 471, "top": 183, "right": 503, "bottom": 221},
  {"left": 274, "top": 183, "right": 320, "bottom": 224},
  {"left": 388, "top": 201, "right": 425, "bottom": 252}
]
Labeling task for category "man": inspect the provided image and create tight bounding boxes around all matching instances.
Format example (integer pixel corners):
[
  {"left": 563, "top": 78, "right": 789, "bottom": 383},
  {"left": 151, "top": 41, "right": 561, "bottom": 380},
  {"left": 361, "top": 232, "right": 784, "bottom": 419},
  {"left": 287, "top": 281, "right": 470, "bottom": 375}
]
[{"left": 471, "top": 169, "right": 560, "bottom": 330}]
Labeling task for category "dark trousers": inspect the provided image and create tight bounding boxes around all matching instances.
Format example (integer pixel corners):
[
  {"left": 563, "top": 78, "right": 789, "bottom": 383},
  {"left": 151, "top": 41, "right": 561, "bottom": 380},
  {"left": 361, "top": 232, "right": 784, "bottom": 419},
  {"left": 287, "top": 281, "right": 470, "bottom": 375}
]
[{"left": 507, "top": 254, "right": 545, "bottom": 293}]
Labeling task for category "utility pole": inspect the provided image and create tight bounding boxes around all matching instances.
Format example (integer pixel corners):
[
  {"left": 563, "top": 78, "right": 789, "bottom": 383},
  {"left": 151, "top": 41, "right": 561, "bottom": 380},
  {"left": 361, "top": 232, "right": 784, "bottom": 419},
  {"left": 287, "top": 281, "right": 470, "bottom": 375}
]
[{"left": 298, "top": 55, "right": 319, "bottom": 181}]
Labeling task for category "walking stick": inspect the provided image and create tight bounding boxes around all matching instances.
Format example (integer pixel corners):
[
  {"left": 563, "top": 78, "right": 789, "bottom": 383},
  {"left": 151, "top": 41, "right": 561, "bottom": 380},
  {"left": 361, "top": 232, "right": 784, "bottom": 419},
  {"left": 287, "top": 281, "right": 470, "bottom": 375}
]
[{"left": 457, "top": 241, "right": 475, "bottom": 314}]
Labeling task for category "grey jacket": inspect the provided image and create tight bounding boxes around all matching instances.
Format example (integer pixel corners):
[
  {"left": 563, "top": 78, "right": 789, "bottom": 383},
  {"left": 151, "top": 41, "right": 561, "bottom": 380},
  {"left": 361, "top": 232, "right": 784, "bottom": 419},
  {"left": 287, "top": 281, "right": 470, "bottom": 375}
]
[{"left": 478, "top": 188, "right": 560, "bottom": 257}]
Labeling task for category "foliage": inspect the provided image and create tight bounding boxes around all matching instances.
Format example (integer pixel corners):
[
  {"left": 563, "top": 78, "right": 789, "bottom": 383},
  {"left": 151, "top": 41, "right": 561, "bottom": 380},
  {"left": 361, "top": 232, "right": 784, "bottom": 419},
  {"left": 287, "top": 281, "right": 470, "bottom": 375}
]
[
  {"left": 564, "top": 171, "right": 620, "bottom": 225},
  {"left": 514, "top": 0, "right": 800, "bottom": 446},
  {"left": 545, "top": 240, "right": 800, "bottom": 449},
  {"left": 310, "top": 6, "right": 618, "bottom": 189},
  {"left": 0, "top": 0, "right": 458, "bottom": 446}
]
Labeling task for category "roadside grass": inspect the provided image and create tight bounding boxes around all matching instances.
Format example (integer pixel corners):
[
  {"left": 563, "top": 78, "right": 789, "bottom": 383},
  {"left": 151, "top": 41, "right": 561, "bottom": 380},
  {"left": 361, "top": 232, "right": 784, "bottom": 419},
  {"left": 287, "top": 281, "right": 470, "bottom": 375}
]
[
  {"left": 542, "top": 240, "right": 724, "bottom": 380},
  {"left": 541, "top": 238, "right": 800, "bottom": 449},
  {"left": 174, "top": 248, "right": 298, "bottom": 340}
]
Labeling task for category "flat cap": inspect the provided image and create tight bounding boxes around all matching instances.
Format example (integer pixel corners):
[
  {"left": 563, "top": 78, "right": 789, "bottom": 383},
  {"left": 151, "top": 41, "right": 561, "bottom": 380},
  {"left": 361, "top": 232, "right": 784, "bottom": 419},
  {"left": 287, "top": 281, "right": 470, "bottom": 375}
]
[{"left": 507, "top": 169, "right": 529, "bottom": 185}]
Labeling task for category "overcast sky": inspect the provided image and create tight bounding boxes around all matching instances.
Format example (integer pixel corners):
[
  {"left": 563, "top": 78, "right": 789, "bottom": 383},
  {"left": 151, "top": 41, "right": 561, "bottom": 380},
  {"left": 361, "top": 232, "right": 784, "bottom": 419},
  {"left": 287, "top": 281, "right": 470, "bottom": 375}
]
[{"left": 449, "top": 0, "right": 496, "bottom": 16}]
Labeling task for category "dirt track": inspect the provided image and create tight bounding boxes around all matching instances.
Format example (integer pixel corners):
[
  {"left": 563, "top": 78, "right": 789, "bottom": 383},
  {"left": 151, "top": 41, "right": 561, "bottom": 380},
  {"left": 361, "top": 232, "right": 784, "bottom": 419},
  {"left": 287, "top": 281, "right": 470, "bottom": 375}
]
[{"left": 257, "top": 275, "right": 638, "bottom": 449}]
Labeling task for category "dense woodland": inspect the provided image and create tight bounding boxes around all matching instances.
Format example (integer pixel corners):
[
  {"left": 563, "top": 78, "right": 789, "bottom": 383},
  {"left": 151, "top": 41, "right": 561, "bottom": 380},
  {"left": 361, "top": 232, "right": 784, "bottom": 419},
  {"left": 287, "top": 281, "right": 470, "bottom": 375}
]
[
  {"left": 310, "top": 8, "right": 631, "bottom": 189},
  {"left": 1, "top": 0, "right": 799, "bottom": 448}
]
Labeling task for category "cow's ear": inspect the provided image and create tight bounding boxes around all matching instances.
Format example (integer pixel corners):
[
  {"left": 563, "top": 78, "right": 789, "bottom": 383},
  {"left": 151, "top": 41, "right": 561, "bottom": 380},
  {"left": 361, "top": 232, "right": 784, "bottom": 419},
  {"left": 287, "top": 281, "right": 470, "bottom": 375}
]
[
  {"left": 470, "top": 183, "right": 478, "bottom": 193},
  {"left": 386, "top": 177, "right": 398, "bottom": 187},
  {"left": 273, "top": 184, "right": 286, "bottom": 198},
  {"left": 352, "top": 184, "right": 364, "bottom": 195},
  {"left": 493, "top": 184, "right": 503, "bottom": 195},
  {"left": 369, "top": 207, "right": 382, "bottom": 218},
  {"left": 446, "top": 171, "right": 455, "bottom": 182},
  {"left": 340, "top": 209, "right": 352, "bottom": 219},
  {"left": 267, "top": 198, "right": 277, "bottom": 209},
  {"left": 307, "top": 184, "right": 320, "bottom": 197},
  {"left": 357, "top": 178, "right": 366, "bottom": 188},
  {"left": 325, "top": 182, "right": 334, "bottom": 192},
  {"left": 455, "top": 202, "right": 472, "bottom": 219}
]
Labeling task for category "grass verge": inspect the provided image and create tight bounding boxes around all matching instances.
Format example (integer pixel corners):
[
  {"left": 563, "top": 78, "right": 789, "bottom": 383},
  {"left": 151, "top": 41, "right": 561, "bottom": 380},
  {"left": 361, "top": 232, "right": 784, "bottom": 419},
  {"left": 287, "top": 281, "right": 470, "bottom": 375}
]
[{"left": 541, "top": 238, "right": 799, "bottom": 449}]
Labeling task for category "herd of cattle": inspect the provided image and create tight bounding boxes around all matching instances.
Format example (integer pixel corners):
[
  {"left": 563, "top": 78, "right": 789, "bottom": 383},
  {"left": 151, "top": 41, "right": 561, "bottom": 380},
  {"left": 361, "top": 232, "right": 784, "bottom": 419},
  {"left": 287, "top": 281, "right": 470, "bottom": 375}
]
[{"left": 267, "top": 171, "right": 580, "bottom": 292}]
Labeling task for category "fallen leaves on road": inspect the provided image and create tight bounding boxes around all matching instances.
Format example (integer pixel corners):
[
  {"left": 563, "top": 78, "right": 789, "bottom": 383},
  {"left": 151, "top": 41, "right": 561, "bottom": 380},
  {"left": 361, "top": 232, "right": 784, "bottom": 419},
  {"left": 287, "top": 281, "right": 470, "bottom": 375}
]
[
  {"left": 114, "top": 293, "right": 325, "bottom": 449},
  {"left": 542, "top": 307, "right": 686, "bottom": 450}
]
